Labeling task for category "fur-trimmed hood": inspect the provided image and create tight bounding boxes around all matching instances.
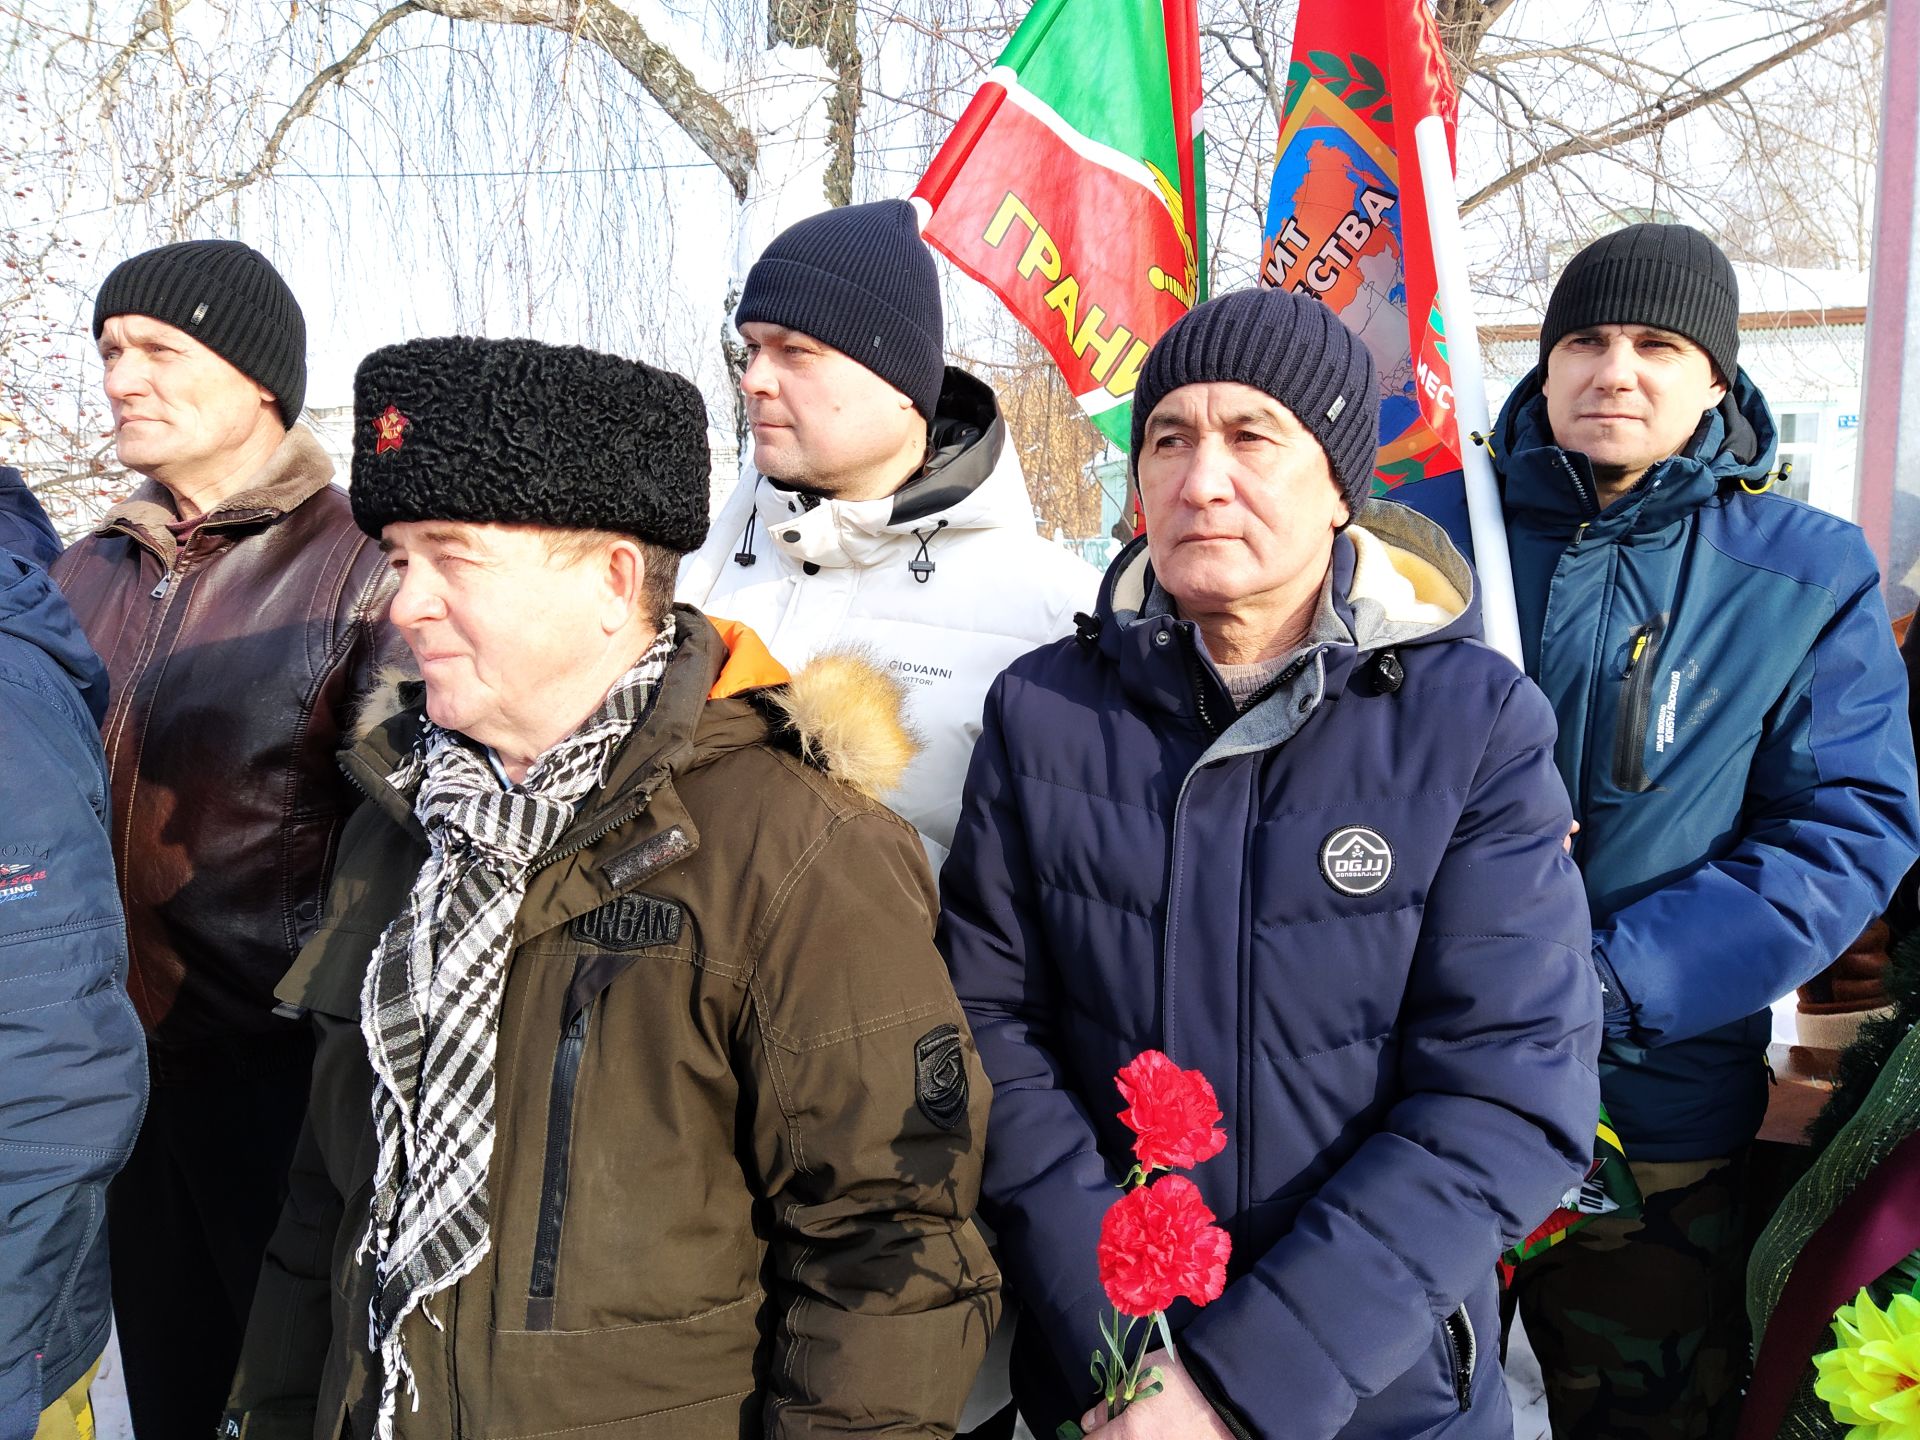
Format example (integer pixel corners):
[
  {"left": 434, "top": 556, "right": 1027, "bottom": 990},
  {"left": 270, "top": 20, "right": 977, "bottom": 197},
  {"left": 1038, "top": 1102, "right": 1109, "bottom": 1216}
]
[
  {"left": 349, "top": 614, "right": 918, "bottom": 802},
  {"left": 760, "top": 649, "right": 918, "bottom": 799}
]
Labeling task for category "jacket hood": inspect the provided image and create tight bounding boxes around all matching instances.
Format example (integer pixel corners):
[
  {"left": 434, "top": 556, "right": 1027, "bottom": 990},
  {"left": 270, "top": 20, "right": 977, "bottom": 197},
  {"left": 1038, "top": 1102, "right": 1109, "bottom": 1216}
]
[
  {"left": 693, "top": 367, "right": 1042, "bottom": 578},
  {"left": 1085, "top": 502, "right": 1477, "bottom": 739},
  {"left": 0, "top": 550, "right": 109, "bottom": 725},
  {"left": 1096, "top": 499, "right": 1477, "bottom": 656},
  {"left": 1493, "top": 365, "right": 1779, "bottom": 528},
  {"left": 346, "top": 611, "right": 919, "bottom": 834}
]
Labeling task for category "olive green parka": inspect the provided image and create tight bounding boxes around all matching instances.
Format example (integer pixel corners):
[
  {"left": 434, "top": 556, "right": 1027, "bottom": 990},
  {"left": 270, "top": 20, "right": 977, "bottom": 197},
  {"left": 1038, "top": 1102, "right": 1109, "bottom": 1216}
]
[{"left": 226, "top": 610, "right": 1000, "bottom": 1440}]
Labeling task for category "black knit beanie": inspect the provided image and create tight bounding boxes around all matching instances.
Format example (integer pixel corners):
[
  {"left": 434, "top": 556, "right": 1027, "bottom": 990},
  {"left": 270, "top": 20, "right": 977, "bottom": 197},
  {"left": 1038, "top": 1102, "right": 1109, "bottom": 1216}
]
[
  {"left": 1131, "top": 288, "right": 1379, "bottom": 512},
  {"left": 736, "top": 199, "right": 945, "bottom": 421},
  {"left": 94, "top": 240, "right": 307, "bottom": 423},
  {"left": 1540, "top": 223, "right": 1739, "bottom": 384},
  {"left": 349, "top": 337, "right": 711, "bottom": 552}
]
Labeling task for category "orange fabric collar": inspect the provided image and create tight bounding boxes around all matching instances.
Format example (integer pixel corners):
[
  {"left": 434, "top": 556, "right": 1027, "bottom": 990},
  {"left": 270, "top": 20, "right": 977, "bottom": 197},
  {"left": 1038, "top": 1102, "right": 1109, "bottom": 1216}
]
[{"left": 705, "top": 616, "right": 790, "bottom": 699}]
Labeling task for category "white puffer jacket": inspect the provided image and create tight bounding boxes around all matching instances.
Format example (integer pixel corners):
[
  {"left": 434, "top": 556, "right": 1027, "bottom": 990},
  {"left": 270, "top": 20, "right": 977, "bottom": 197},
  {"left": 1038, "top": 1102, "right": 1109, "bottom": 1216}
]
[{"left": 679, "top": 370, "right": 1099, "bottom": 870}]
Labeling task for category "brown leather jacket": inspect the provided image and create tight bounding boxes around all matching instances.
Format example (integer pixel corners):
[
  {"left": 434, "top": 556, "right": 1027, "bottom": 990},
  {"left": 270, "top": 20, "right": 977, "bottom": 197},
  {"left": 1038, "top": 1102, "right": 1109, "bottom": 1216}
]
[{"left": 50, "top": 428, "right": 402, "bottom": 1055}]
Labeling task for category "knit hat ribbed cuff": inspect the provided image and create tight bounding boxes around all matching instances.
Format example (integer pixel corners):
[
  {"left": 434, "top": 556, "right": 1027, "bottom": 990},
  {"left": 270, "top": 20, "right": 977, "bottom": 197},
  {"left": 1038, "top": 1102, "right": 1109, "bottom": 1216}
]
[
  {"left": 736, "top": 199, "right": 945, "bottom": 421},
  {"left": 94, "top": 240, "right": 308, "bottom": 423},
  {"left": 1540, "top": 224, "right": 1740, "bottom": 385},
  {"left": 737, "top": 256, "right": 944, "bottom": 419},
  {"left": 1130, "top": 288, "right": 1380, "bottom": 511}
]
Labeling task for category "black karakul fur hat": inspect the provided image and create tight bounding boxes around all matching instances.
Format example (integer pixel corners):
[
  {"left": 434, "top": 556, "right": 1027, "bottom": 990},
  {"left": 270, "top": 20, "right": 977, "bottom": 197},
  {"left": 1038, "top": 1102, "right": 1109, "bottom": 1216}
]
[{"left": 350, "top": 336, "right": 712, "bottom": 552}]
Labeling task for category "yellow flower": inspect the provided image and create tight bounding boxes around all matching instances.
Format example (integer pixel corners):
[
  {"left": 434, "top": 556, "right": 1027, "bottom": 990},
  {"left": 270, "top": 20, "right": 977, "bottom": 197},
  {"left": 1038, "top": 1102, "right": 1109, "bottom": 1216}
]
[{"left": 1814, "top": 1288, "right": 1920, "bottom": 1438}]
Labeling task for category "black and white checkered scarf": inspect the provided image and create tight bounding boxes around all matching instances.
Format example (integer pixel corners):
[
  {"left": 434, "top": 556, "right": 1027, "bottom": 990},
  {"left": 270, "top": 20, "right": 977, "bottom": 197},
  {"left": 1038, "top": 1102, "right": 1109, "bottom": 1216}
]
[{"left": 359, "top": 623, "right": 675, "bottom": 1438}]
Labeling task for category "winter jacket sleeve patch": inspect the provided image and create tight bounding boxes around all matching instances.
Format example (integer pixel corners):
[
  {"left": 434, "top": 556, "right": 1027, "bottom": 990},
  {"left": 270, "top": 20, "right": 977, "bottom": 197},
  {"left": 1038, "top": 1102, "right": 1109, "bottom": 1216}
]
[{"left": 914, "top": 1023, "right": 968, "bottom": 1130}]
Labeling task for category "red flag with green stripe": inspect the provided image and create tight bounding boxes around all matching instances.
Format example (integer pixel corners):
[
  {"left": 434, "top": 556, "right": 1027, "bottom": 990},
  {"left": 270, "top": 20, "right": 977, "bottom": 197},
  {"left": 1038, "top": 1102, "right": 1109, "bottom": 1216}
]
[
  {"left": 1260, "top": 0, "right": 1460, "bottom": 492},
  {"left": 913, "top": 0, "right": 1206, "bottom": 452}
]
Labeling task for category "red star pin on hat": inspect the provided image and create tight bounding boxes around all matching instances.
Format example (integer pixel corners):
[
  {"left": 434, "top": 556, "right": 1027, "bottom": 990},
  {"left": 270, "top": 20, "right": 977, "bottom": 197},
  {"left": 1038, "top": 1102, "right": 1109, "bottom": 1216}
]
[{"left": 373, "top": 405, "right": 410, "bottom": 455}]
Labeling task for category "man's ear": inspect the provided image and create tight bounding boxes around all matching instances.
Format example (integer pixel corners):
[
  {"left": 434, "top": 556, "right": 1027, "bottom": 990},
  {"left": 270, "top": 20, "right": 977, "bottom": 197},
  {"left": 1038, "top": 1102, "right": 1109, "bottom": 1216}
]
[{"left": 603, "top": 537, "right": 647, "bottom": 633}]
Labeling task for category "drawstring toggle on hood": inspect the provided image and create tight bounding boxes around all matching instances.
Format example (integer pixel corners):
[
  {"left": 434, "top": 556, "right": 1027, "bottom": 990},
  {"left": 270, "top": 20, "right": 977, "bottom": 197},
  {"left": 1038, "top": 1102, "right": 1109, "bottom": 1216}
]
[{"left": 909, "top": 519, "right": 949, "bottom": 584}]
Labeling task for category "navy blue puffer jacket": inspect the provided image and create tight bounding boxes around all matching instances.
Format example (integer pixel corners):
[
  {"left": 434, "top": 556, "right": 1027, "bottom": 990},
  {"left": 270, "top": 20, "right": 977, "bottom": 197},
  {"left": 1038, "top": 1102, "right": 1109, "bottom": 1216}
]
[
  {"left": 0, "top": 473, "right": 145, "bottom": 1440},
  {"left": 939, "top": 503, "right": 1602, "bottom": 1440}
]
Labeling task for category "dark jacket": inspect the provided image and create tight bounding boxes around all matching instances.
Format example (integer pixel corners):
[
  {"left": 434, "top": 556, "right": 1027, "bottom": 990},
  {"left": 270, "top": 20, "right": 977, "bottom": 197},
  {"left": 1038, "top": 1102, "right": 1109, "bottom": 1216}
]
[
  {"left": 0, "top": 488, "right": 146, "bottom": 1440},
  {"left": 1397, "top": 373, "right": 1920, "bottom": 1159},
  {"left": 0, "top": 467, "right": 60, "bottom": 570},
  {"left": 226, "top": 612, "right": 999, "bottom": 1440},
  {"left": 50, "top": 429, "right": 402, "bottom": 1056},
  {"left": 938, "top": 504, "right": 1602, "bottom": 1440}
]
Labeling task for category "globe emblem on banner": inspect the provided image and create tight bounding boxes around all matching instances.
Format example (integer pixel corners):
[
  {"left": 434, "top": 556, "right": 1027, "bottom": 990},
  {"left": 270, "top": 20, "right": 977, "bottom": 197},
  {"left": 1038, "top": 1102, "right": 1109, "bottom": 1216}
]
[{"left": 1262, "top": 104, "right": 1419, "bottom": 461}]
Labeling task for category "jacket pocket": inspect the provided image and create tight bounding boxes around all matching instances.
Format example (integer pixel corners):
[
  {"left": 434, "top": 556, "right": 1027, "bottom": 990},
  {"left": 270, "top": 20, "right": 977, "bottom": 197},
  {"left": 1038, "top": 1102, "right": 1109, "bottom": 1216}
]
[
  {"left": 527, "top": 952, "right": 637, "bottom": 1331},
  {"left": 1611, "top": 616, "right": 1666, "bottom": 793},
  {"left": 1438, "top": 1303, "right": 1476, "bottom": 1411}
]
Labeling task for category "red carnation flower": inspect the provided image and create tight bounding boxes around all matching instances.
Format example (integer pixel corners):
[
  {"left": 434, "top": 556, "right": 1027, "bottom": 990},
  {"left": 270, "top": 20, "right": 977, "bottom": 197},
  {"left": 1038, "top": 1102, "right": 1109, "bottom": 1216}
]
[
  {"left": 1116, "top": 1049, "right": 1227, "bottom": 1172},
  {"left": 1096, "top": 1173, "right": 1232, "bottom": 1318}
]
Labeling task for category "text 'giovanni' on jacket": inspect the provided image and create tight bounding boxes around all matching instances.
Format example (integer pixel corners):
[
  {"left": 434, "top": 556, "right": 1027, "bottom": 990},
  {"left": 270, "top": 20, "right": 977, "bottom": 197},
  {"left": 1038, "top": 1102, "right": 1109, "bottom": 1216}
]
[
  {"left": 0, "top": 546, "right": 146, "bottom": 1440},
  {"left": 49, "top": 427, "right": 403, "bottom": 1053},
  {"left": 225, "top": 611, "right": 1000, "bottom": 1440},
  {"left": 938, "top": 502, "right": 1603, "bottom": 1440},
  {"left": 1399, "top": 372, "right": 1920, "bottom": 1162},
  {"left": 677, "top": 368, "right": 1098, "bottom": 868}
]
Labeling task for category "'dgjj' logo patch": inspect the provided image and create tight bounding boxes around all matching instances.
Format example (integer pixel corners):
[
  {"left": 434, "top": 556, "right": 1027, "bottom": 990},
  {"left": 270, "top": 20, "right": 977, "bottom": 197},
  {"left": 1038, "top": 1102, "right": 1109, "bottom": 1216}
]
[
  {"left": 1319, "top": 825, "right": 1393, "bottom": 897},
  {"left": 571, "top": 892, "right": 684, "bottom": 951}
]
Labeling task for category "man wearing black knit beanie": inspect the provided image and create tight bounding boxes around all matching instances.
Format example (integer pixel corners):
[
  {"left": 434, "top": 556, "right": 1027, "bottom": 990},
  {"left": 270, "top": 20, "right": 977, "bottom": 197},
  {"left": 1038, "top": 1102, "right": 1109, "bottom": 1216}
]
[
  {"left": 679, "top": 204, "right": 1100, "bottom": 1435},
  {"left": 941, "top": 287, "right": 1602, "bottom": 1440},
  {"left": 680, "top": 200, "right": 1096, "bottom": 863},
  {"left": 49, "top": 240, "right": 405, "bottom": 1440},
  {"left": 1393, "top": 222, "right": 1918, "bottom": 1439}
]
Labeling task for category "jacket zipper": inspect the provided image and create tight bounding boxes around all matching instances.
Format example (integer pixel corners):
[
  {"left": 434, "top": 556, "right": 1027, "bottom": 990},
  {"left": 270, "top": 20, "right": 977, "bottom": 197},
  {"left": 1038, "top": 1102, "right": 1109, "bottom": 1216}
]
[
  {"left": 1611, "top": 616, "right": 1665, "bottom": 793},
  {"left": 1544, "top": 463, "right": 1615, "bottom": 861},
  {"left": 527, "top": 960, "right": 595, "bottom": 1331},
  {"left": 1553, "top": 453, "right": 1600, "bottom": 521},
  {"left": 1165, "top": 628, "right": 1315, "bottom": 1252},
  {"left": 1179, "top": 636, "right": 1224, "bottom": 736},
  {"left": 1440, "top": 1304, "right": 1476, "bottom": 1410}
]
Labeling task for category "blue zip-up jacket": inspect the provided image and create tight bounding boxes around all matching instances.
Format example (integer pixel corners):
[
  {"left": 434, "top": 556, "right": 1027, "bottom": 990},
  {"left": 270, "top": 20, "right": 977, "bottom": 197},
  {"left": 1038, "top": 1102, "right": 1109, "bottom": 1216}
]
[
  {"left": 0, "top": 468, "right": 60, "bottom": 571},
  {"left": 0, "top": 473, "right": 145, "bottom": 1440},
  {"left": 939, "top": 503, "right": 1601, "bottom": 1440},
  {"left": 1395, "top": 374, "right": 1919, "bottom": 1160}
]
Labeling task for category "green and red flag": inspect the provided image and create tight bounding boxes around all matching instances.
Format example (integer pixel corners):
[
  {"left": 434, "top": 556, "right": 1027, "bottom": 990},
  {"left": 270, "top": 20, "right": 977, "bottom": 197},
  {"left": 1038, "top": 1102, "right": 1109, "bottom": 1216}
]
[
  {"left": 913, "top": 0, "right": 1206, "bottom": 452},
  {"left": 1499, "top": 1104, "right": 1642, "bottom": 1286},
  {"left": 1261, "top": 0, "right": 1460, "bottom": 492}
]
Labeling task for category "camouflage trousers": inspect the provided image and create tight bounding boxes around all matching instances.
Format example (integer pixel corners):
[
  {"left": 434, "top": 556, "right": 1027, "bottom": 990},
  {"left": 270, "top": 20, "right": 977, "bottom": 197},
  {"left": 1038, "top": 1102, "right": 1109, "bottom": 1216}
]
[{"left": 1503, "top": 1154, "right": 1750, "bottom": 1440}]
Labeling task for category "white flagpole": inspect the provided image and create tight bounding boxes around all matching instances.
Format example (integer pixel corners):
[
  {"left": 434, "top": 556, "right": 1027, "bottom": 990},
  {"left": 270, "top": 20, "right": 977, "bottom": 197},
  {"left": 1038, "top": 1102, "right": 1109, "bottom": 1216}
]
[{"left": 1413, "top": 116, "right": 1523, "bottom": 668}]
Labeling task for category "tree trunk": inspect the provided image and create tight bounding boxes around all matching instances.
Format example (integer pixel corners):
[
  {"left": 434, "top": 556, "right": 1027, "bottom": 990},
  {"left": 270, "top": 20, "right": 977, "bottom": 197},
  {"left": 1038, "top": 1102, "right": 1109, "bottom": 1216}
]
[{"left": 768, "top": 0, "right": 860, "bottom": 208}]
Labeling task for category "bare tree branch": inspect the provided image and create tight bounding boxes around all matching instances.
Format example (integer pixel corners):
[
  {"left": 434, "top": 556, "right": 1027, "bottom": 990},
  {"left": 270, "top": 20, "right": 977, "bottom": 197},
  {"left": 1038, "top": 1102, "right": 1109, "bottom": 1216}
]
[
  {"left": 414, "top": 0, "right": 758, "bottom": 197},
  {"left": 94, "top": 0, "right": 191, "bottom": 100},
  {"left": 769, "top": 0, "right": 859, "bottom": 207},
  {"left": 1435, "top": 0, "right": 1519, "bottom": 79},
  {"left": 179, "top": 1, "right": 421, "bottom": 221},
  {"left": 1462, "top": 0, "right": 1884, "bottom": 214}
]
